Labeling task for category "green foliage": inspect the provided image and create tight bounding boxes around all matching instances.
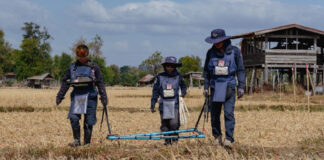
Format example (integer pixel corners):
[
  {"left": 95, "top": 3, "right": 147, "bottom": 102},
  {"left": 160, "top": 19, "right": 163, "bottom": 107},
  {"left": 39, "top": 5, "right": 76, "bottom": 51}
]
[
  {"left": 109, "top": 64, "right": 120, "bottom": 86},
  {"left": 178, "top": 55, "right": 202, "bottom": 74},
  {"left": 4, "top": 79, "right": 15, "bottom": 87},
  {"left": 120, "top": 66, "right": 142, "bottom": 86},
  {"left": 105, "top": 66, "right": 115, "bottom": 86},
  {"left": 91, "top": 56, "right": 110, "bottom": 84},
  {"left": 0, "top": 29, "right": 12, "bottom": 76},
  {"left": 53, "top": 52, "right": 73, "bottom": 80},
  {"left": 139, "top": 51, "right": 163, "bottom": 76},
  {"left": 3, "top": 49, "right": 19, "bottom": 73},
  {"left": 16, "top": 22, "right": 53, "bottom": 80}
]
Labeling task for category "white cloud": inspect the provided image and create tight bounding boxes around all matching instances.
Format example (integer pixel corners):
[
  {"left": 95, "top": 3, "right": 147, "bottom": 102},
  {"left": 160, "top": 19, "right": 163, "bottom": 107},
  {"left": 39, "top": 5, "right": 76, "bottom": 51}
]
[
  {"left": 114, "top": 41, "right": 129, "bottom": 50},
  {"left": 76, "top": 0, "right": 110, "bottom": 22},
  {"left": 0, "top": 0, "right": 49, "bottom": 30},
  {"left": 71, "top": 0, "right": 324, "bottom": 35}
]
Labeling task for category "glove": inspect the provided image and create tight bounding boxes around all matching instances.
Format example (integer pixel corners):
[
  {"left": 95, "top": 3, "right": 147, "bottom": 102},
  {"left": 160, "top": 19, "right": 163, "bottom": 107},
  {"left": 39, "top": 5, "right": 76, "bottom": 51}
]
[
  {"left": 203, "top": 89, "right": 209, "bottom": 97},
  {"left": 100, "top": 97, "right": 108, "bottom": 107},
  {"left": 237, "top": 88, "right": 244, "bottom": 99},
  {"left": 150, "top": 104, "right": 156, "bottom": 113},
  {"left": 56, "top": 96, "right": 63, "bottom": 106}
]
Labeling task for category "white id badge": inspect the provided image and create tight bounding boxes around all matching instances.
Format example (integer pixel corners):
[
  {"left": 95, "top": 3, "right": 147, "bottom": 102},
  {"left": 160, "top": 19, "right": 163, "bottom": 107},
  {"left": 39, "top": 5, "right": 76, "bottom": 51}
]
[
  {"left": 163, "top": 89, "right": 175, "bottom": 97},
  {"left": 72, "top": 93, "right": 88, "bottom": 114},
  {"left": 215, "top": 66, "right": 229, "bottom": 75}
]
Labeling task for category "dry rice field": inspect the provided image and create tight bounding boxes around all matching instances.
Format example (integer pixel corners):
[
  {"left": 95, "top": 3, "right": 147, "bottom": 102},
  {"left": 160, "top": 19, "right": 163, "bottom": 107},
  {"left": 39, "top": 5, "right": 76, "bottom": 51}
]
[{"left": 0, "top": 87, "right": 323, "bottom": 159}]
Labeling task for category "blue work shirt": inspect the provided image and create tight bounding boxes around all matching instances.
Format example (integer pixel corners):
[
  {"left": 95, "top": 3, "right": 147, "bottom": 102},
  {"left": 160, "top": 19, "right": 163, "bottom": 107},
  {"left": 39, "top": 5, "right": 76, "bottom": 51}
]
[
  {"left": 203, "top": 43, "right": 245, "bottom": 90},
  {"left": 151, "top": 69, "right": 187, "bottom": 110}
]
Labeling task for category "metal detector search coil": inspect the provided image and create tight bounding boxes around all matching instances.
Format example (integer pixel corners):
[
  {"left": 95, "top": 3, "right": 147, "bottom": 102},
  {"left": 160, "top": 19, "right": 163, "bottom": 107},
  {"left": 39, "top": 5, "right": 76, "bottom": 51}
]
[{"left": 107, "top": 128, "right": 205, "bottom": 140}]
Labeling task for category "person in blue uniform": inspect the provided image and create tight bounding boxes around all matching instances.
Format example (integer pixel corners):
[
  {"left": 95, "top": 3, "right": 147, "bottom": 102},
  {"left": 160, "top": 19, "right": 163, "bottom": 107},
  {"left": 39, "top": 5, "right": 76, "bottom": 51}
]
[
  {"left": 151, "top": 56, "right": 187, "bottom": 145},
  {"left": 203, "top": 29, "right": 245, "bottom": 149},
  {"left": 56, "top": 44, "right": 108, "bottom": 147}
]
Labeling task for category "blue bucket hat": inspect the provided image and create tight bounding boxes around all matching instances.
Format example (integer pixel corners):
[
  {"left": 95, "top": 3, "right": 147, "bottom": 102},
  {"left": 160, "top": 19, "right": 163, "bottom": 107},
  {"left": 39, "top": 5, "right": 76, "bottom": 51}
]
[
  {"left": 205, "top": 29, "right": 231, "bottom": 44},
  {"left": 161, "top": 56, "right": 182, "bottom": 67}
]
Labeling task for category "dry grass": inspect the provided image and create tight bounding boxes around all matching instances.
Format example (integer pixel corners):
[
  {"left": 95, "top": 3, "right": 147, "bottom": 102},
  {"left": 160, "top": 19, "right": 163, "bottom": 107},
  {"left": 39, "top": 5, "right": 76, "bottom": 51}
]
[{"left": 0, "top": 87, "right": 323, "bottom": 159}]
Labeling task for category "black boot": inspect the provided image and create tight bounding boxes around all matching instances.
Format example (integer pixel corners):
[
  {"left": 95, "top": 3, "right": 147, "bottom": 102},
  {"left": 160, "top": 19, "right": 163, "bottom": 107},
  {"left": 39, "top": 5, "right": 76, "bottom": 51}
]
[
  {"left": 164, "top": 139, "right": 171, "bottom": 145},
  {"left": 171, "top": 133, "right": 179, "bottom": 144},
  {"left": 84, "top": 125, "right": 93, "bottom": 145},
  {"left": 69, "top": 127, "right": 81, "bottom": 147}
]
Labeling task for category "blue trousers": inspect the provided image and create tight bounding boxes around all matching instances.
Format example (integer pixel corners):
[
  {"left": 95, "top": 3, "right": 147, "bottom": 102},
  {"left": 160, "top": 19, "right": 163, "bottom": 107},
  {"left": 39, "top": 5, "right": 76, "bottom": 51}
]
[
  {"left": 69, "top": 98, "right": 98, "bottom": 129},
  {"left": 210, "top": 87, "right": 236, "bottom": 142}
]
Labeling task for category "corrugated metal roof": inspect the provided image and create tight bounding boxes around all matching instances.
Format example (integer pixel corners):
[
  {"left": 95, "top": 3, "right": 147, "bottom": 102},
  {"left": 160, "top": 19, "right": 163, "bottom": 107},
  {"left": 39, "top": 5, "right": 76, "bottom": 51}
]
[
  {"left": 232, "top": 24, "right": 324, "bottom": 39},
  {"left": 138, "top": 74, "right": 155, "bottom": 83},
  {"left": 27, "top": 73, "right": 54, "bottom": 80}
]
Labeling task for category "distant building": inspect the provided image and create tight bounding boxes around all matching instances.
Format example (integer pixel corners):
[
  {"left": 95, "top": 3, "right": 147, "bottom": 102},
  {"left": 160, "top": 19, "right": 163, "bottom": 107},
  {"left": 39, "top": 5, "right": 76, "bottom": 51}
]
[
  {"left": 183, "top": 72, "right": 204, "bottom": 88},
  {"left": 138, "top": 74, "right": 155, "bottom": 86},
  {"left": 4, "top": 72, "right": 16, "bottom": 81},
  {"left": 27, "top": 73, "right": 54, "bottom": 88},
  {"left": 231, "top": 24, "right": 324, "bottom": 94},
  {"left": 2, "top": 72, "right": 17, "bottom": 86}
]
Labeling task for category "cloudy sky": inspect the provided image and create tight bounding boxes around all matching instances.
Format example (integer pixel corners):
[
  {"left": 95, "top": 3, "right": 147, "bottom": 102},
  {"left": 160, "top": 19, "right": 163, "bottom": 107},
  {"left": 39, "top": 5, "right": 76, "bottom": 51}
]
[{"left": 1, "top": 0, "right": 324, "bottom": 66}]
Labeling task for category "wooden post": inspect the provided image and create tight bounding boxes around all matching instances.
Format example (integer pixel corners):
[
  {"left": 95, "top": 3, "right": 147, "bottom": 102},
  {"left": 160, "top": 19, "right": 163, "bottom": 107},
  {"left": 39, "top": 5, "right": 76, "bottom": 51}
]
[
  {"left": 306, "top": 64, "right": 310, "bottom": 112},
  {"left": 264, "top": 64, "right": 268, "bottom": 84},
  {"left": 277, "top": 70, "right": 281, "bottom": 100},
  {"left": 249, "top": 68, "right": 256, "bottom": 94},
  {"left": 322, "top": 47, "right": 324, "bottom": 93},
  {"left": 198, "top": 79, "right": 201, "bottom": 89},
  {"left": 313, "top": 65, "right": 317, "bottom": 95},
  {"left": 260, "top": 70, "right": 264, "bottom": 93},
  {"left": 245, "top": 76, "right": 248, "bottom": 93},
  {"left": 294, "top": 64, "right": 297, "bottom": 82},
  {"left": 292, "top": 65, "right": 296, "bottom": 106},
  {"left": 309, "top": 67, "right": 316, "bottom": 96},
  {"left": 272, "top": 69, "right": 275, "bottom": 93},
  {"left": 314, "top": 38, "right": 318, "bottom": 50},
  {"left": 189, "top": 74, "right": 193, "bottom": 88}
]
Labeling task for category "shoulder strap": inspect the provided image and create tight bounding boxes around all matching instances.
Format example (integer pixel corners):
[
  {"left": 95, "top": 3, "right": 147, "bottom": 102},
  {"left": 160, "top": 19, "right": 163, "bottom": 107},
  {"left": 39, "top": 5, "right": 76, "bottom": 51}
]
[
  {"left": 88, "top": 61, "right": 96, "bottom": 83},
  {"left": 72, "top": 63, "right": 77, "bottom": 79}
]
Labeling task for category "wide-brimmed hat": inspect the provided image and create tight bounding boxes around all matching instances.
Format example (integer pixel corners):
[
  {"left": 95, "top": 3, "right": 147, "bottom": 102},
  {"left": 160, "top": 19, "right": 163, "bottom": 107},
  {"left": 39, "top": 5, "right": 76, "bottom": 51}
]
[
  {"left": 205, "top": 29, "right": 231, "bottom": 44},
  {"left": 161, "top": 56, "right": 182, "bottom": 67}
]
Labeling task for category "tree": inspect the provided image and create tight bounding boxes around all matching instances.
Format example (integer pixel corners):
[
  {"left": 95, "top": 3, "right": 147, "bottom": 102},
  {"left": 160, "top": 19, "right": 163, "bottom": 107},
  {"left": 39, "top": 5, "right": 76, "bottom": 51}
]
[
  {"left": 72, "top": 35, "right": 103, "bottom": 58},
  {"left": 53, "top": 52, "right": 73, "bottom": 80},
  {"left": 109, "top": 64, "right": 120, "bottom": 85},
  {"left": 105, "top": 66, "right": 116, "bottom": 86},
  {"left": 88, "top": 34, "right": 103, "bottom": 57},
  {"left": 120, "top": 65, "right": 142, "bottom": 86},
  {"left": 139, "top": 51, "right": 163, "bottom": 76},
  {"left": 16, "top": 22, "right": 53, "bottom": 80},
  {"left": 178, "top": 55, "right": 202, "bottom": 74},
  {"left": 71, "top": 35, "right": 109, "bottom": 84},
  {"left": 0, "top": 30, "right": 12, "bottom": 76},
  {"left": 71, "top": 37, "right": 87, "bottom": 58}
]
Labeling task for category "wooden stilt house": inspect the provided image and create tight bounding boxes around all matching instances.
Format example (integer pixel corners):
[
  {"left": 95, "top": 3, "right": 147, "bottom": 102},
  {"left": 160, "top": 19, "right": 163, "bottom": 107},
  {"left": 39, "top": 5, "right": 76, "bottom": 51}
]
[{"left": 231, "top": 24, "right": 324, "bottom": 93}]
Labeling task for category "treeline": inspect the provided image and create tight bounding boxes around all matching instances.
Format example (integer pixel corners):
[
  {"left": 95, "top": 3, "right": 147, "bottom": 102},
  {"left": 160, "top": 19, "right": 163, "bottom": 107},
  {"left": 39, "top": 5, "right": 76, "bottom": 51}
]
[{"left": 0, "top": 22, "right": 202, "bottom": 86}]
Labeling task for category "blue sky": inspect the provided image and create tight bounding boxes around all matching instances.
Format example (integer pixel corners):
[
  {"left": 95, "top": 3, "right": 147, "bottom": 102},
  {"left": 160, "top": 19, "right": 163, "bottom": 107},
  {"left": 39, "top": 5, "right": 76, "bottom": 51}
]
[{"left": 1, "top": 0, "right": 324, "bottom": 66}]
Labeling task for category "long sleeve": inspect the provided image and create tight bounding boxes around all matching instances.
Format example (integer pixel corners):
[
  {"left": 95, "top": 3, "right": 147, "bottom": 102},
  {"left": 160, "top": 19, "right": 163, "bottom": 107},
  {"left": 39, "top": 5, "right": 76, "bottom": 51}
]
[
  {"left": 203, "top": 50, "right": 211, "bottom": 90},
  {"left": 94, "top": 64, "right": 108, "bottom": 104},
  {"left": 234, "top": 48, "right": 246, "bottom": 89},
  {"left": 179, "top": 75, "right": 187, "bottom": 97},
  {"left": 151, "top": 76, "right": 160, "bottom": 106},
  {"left": 56, "top": 67, "right": 71, "bottom": 99}
]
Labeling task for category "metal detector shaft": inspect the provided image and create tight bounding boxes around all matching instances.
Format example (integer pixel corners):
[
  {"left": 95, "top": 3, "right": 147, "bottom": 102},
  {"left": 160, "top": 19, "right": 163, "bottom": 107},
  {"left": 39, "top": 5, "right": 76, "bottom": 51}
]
[
  {"left": 100, "top": 105, "right": 112, "bottom": 135},
  {"left": 104, "top": 105, "right": 112, "bottom": 135},
  {"left": 194, "top": 95, "right": 208, "bottom": 131}
]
